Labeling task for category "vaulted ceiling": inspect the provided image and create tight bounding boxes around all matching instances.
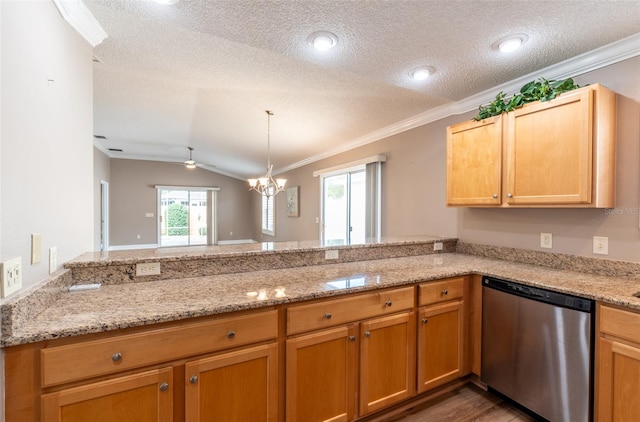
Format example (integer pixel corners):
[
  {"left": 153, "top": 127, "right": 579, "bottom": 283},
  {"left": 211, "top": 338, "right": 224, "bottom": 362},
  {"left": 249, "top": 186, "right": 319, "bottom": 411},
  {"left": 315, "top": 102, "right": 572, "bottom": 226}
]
[{"left": 86, "top": 0, "right": 640, "bottom": 179}]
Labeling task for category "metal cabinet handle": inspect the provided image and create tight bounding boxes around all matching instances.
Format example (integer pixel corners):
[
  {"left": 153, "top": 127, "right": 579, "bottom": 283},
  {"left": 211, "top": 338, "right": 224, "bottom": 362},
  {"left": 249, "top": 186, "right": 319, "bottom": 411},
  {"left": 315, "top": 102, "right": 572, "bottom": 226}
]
[
  {"left": 324, "top": 313, "right": 332, "bottom": 320},
  {"left": 189, "top": 375, "right": 198, "bottom": 385},
  {"left": 227, "top": 331, "right": 236, "bottom": 339},
  {"left": 385, "top": 300, "right": 392, "bottom": 307},
  {"left": 112, "top": 352, "right": 122, "bottom": 362},
  {"left": 364, "top": 331, "right": 371, "bottom": 338},
  {"left": 349, "top": 336, "right": 356, "bottom": 342},
  {"left": 159, "top": 382, "right": 169, "bottom": 392},
  {"left": 422, "top": 318, "right": 428, "bottom": 324},
  {"left": 492, "top": 193, "right": 498, "bottom": 199},
  {"left": 507, "top": 193, "right": 513, "bottom": 198},
  {"left": 441, "top": 289, "right": 448, "bottom": 296}
]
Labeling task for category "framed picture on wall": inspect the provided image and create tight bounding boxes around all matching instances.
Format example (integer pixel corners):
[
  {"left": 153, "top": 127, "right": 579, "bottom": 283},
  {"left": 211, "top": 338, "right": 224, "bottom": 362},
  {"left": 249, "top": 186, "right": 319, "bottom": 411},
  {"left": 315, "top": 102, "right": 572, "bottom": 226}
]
[{"left": 286, "top": 186, "right": 299, "bottom": 217}]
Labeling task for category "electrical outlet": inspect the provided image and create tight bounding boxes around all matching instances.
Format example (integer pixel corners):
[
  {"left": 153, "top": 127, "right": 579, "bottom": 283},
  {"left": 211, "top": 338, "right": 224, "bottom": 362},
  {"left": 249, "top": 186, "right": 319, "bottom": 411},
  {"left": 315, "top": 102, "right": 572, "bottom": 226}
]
[
  {"left": 31, "top": 234, "right": 42, "bottom": 264},
  {"left": 433, "top": 242, "right": 444, "bottom": 251},
  {"left": 49, "top": 247, "right": 57, "bottom": 274},
  {"left": 325, "top": 249, "right": 339, "bottom": 260},
  {"left": 593, "top": 236, "right": 609, "bottom": 255},
  {"left": 136, "top": 262, "right": 161, "bottom": 276},
  {"left": 1, "top": 257, "right": 23, "bottom": 298},
  {"left": 540, "top": 233, "right": 553, "bottom": 249}
]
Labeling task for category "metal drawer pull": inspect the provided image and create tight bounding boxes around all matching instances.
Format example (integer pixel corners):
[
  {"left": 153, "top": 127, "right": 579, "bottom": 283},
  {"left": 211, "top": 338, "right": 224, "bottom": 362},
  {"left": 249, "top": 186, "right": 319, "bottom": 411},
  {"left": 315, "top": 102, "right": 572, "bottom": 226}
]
[
  {"left": 422, "top": 318, "right": 428, "bottom": 324},
  {"left": 364, "top": 331, "right": 371, "bottom": 338},
  {"left": 112, "top": 352, "right": 122, "bottom": 362},
  {"left": 227, "top": 331, "right": 236, "bottom": 339},
  {"left": 159, "top": 382, "right": 169, "bottom": 392},
  {"left": 442, "top": 289, "right": 448, "bottom": 296},
  {"left": 349, "top": 336, "right": 356, "bottom": 342},
  {"left": 507, "top": 193, "right": 513, "bottom": 198},
  {"left": 189, "top": 376, "right": 198, "bottom": 384},
  {"left": 385, "top": 300, "right": 393, "bottom": 307},
  {"left": 493, "top": 193, "right": 498, "bottom": 199},
  {"left": 324, "top": 313, "right": 332, "bottom": 320}
]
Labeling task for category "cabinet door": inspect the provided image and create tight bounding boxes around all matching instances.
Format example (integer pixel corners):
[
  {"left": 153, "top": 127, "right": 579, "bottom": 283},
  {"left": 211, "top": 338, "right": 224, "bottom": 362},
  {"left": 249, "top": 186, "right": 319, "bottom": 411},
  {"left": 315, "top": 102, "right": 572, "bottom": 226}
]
[
  {"left": 417, "top": 301, "right": 464, "bottom": 393},
  {"left": 597, "top": 337, "right": 640, "bottom": 422},
  {"left": 505, "top": 88, "right": 593, "bottom": 205},
  {"left": 446, "top": 115, "right": 503, "bottom": 205},
  {"left": 286, "top": 325, "right": 357, "bottom": 422},
  {"left": 41, "top": 367, "right": 173, "bottom": 422},
  {"left": 359, "top": 311, "right": 415, "bottom": 416},
  {"left": 185, "top": 343, "right": 278, "bottom": 422}
]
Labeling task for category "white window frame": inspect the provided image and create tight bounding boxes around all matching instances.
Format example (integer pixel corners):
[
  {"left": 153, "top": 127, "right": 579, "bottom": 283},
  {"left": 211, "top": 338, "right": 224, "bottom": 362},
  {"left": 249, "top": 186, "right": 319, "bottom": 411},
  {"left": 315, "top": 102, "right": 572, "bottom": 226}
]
[{"left": 314, "top": 155, "right": 386, "bottom": 243}]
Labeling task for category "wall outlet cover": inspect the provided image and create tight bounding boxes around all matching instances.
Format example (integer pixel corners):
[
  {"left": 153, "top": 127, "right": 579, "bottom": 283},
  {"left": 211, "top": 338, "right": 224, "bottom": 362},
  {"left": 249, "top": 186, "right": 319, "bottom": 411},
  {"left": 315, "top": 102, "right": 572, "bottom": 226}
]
[
  {"left": 540, "top": 233, "right": 553, "bottom": 249},
  {"left": 593, "top": 236, "right": 609, "bottom": 255},
  {"left": 433, "top": 242, "right": 444, "bottom": 251},
  {"left": 325, "top": 249, "right": 339, "bottom": 260},
  {"left": 136, "top": 262, "right": 161, "bottom": 276},
  {"left": 1, "top": 256, "right": 23, "bottom": 298},
  {"left": 49, "top": 247, "right": 58, "bottom": 274}
]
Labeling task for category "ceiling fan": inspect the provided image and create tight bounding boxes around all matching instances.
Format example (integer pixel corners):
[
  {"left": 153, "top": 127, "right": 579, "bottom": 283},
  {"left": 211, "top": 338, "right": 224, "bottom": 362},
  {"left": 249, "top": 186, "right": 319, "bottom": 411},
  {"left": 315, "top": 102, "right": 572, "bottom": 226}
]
[{"left": 184, "top": 147, "right": 197, "bottom": 169}]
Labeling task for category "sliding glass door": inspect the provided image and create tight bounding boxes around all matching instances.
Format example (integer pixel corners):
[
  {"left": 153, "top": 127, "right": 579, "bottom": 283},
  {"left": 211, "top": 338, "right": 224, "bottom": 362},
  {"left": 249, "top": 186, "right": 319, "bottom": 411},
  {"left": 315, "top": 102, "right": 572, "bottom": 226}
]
[
  {"left": 158, "top": 189, "right": 208, "bottom": 247},
  {"left": 322, "top": 170, "right": 365, "bottom": 245}
]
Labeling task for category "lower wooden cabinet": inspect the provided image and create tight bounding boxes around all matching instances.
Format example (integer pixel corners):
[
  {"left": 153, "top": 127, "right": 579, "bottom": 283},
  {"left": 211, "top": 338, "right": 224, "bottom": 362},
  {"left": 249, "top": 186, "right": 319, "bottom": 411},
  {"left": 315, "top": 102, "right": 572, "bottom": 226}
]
[
  {"left": 286, "top": 311, "right": 415, "bottom": 421},
  {"left": 41, "top": 367, "right": 173, "bottom": 422},
  {"left": 185, "top": 343, "right": 278, "bottom": 422},
  {"left": 359, "top": 312, "right": 415, "bottom": 415},
  {"left": 597, "top": 304, "right": 640, "bottom": 422},
  {"left": 417, "top": 300, "right": 464, "bottom": 393},
  {"left": 286, "top": 325, "right": 357, "bottom": 422}
]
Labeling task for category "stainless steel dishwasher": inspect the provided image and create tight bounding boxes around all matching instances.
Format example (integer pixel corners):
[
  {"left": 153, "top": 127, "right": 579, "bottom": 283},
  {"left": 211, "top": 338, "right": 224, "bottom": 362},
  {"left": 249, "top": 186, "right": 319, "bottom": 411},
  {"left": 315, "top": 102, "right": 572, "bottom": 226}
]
[{"left": 481, "top": 276, "right": 594, "bottom": 421}]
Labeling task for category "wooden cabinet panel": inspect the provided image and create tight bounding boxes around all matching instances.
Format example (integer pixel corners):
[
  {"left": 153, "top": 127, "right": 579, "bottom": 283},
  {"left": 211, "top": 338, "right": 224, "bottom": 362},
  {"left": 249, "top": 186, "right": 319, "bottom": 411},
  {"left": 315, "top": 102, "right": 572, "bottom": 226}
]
[
  {"left": 287, "top": 287, "right": 414, "bottom": 335},
  {"left": 42, "top": 310, "right": 278, "bottom": 387},
  {"left": 41, "top": 367, "right": 173, "bottom": 422},
  {"left": 185, "top": 343, "right": 278, "bottom": 422},
  {"left": 418, "top": 277, "right": 464, "bottom": 306},
  {"left": 286, "top": 326, "right": 357, "bottom": 422},
  {"left": 417, "top": 301, "right": 464, "bottom": 393},
  {"left": 506, "top": 88, "right": 593, "bottom": 205},
  {"left": 359, "top": 312, "right": 415, "bottom": 416},
  {"left": 597, "top": 304, "right": 640, "bottom": 422},
  {"left": 446, "top": 115, "right": 503, "bottom": 205}
]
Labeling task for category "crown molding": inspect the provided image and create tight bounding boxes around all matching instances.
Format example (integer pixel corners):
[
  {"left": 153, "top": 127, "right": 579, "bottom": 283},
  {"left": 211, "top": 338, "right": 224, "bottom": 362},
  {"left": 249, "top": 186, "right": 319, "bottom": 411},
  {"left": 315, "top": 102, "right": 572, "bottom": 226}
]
[
  {"left": 275, "top": 32, "right": 640, "bottom": 176},
  {"left": 53, "top": 0, "right": 108, "bottom": 47}
]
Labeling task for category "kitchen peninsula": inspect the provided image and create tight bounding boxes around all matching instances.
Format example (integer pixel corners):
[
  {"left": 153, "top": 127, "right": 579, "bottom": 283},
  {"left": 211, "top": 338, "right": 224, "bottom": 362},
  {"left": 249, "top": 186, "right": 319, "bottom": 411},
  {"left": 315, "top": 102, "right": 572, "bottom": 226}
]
[{"left": 3, "top": 236, "right": 640, "bottom": 421}]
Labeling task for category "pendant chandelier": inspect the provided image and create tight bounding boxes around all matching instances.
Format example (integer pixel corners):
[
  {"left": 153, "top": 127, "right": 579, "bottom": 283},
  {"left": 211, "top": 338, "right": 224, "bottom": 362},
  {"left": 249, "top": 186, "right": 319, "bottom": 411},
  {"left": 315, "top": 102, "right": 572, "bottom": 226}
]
[{"left": 248, "top": 110, "right": 287, "bottom": 197}]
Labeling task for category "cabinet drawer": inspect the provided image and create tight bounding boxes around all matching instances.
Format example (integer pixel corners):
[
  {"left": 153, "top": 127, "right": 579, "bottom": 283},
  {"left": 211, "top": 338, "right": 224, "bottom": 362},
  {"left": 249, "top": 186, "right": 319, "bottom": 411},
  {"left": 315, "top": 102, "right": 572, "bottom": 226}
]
[
  {"left": 41, "top": 310, "right": 278, "bottom": 387},
  {"left": 599, "top": 304, "right": 640, "bottom": 344},
  {"left": 418, "top": 277, "right": 464, "bottom": 306},
  {"left": 287, "top": 287, "right": 414, "bottom": 336}
]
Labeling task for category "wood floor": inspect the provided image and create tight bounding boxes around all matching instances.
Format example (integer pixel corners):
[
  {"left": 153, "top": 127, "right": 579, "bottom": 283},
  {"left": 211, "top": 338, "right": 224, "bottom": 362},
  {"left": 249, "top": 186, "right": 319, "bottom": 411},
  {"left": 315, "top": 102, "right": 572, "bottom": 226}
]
[{"left": 381, "top": 384, "right": 539, "bottom": 422}]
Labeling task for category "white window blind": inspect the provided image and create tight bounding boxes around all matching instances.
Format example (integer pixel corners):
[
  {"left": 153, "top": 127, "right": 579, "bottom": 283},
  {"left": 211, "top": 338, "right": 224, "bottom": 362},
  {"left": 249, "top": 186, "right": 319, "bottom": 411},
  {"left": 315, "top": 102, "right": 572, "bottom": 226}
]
[{"left": 262, "top": 186, "right": 275, "bottom": 236}]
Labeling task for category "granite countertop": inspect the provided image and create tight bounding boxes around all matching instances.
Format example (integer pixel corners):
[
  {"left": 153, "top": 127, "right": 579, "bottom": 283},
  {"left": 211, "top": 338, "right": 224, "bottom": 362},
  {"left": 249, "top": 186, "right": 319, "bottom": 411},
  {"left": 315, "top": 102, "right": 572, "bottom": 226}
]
[{"left": 3, "top": 252, "right": 640, "bottom": 347}]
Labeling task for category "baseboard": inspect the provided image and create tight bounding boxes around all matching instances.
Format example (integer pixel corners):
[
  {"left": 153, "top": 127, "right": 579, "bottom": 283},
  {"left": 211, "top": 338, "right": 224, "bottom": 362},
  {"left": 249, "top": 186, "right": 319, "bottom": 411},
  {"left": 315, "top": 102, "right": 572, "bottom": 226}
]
[
  {"left": 217, "top": 239, "right": 257, "bottom": 245},
  {"left": 109, "top": 243, "right": 158, "bottom": 251}
]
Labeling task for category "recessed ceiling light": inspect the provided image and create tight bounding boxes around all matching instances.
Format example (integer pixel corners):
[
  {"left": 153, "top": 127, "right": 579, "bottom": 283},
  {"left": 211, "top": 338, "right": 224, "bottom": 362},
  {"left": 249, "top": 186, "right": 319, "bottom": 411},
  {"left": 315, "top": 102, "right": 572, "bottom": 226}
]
[
  {"left": 494, "top": 34, "right": 529, "bottom": 53},
  {"left": 308, "top": 31, "right": 338, "bottom": 51},
  {"left": 409, "top": 67, "right": 435, "bottom": 81}
]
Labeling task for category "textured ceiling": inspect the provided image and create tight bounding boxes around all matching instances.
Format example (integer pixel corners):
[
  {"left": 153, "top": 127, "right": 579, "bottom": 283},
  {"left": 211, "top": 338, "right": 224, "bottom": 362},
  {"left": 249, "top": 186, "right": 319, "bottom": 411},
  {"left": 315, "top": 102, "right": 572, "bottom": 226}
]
[{"left": 86, "top": 0, "right": 640, "bottom": 179}]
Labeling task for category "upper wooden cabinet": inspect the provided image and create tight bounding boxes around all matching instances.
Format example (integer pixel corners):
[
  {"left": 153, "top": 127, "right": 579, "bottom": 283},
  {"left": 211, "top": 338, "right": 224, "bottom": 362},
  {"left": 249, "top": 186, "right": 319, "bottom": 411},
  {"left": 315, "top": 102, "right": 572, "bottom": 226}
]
[{"left": 446, "top": 84, "right": 616, "bottom": 207}]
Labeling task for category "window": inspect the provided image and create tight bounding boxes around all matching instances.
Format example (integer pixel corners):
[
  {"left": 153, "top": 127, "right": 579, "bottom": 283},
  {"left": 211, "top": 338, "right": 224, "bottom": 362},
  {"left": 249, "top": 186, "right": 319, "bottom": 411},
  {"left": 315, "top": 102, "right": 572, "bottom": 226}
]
[
  {"left": 156, "top": 186, "right": 219, "bottom": 247},
  {"left": 262, "top": 186, "right": 275, "bottom": 236},
  {"left": 315, "top": 155, "right": 385, "bottom": 245}
]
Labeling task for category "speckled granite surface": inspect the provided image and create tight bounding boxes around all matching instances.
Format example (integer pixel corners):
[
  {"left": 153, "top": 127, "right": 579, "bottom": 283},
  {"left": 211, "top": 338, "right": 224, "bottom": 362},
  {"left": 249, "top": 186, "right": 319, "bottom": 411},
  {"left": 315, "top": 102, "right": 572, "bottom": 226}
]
[{"left": 2, "top": 251, "right": 640, "bottom": 347}]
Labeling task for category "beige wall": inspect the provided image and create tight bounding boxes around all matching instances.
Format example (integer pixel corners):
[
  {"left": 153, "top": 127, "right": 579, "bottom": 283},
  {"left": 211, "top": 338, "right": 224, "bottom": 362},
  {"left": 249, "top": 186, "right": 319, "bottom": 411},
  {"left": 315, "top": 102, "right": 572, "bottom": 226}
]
[
  {"left": 0, "top": 0, "right": 94, "bottom": 293},
  {"left": 271, "top": 56, "right": 640, "bottom": 262},
  {"left": 109, "top": 159, "right": 254, "bottom": 246}
]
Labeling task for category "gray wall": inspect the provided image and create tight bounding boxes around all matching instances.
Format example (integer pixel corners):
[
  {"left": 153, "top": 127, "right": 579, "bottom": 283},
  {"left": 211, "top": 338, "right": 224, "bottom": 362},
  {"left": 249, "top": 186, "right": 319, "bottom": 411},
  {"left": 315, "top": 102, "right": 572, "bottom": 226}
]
[
  {"left": 109, "top": 159, "right": 254, "bottom": 246},
  {"left": 270, "top": 56, "right": 640, "bottom": 262}
]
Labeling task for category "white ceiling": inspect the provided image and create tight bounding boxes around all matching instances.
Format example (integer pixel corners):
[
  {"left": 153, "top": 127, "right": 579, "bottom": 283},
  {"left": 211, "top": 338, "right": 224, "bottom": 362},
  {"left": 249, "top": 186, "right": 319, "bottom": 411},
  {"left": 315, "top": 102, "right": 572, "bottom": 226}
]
[{"left": 86, "top": 0, "right": 640, "bottom": 180}]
